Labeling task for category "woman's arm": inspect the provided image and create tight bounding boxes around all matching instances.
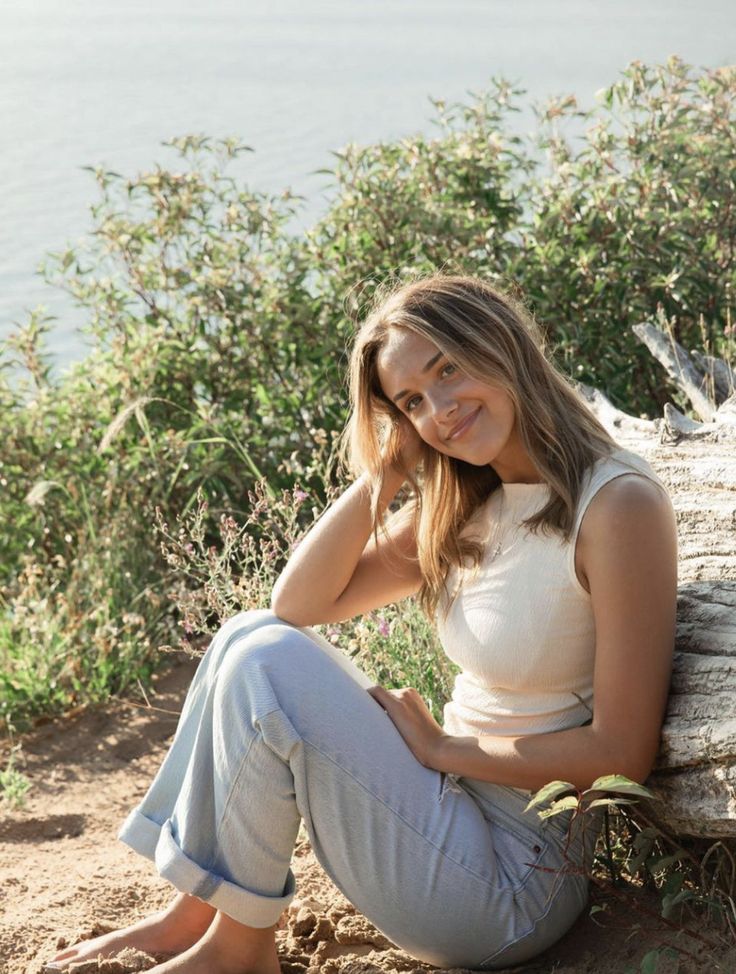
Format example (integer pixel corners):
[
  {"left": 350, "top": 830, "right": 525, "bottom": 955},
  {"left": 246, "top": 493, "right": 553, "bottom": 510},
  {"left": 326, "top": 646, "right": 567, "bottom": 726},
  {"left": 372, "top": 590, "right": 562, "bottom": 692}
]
[
  {"left": 271, "top": 463, "right": 423, "bottom": 627},
  {"left": 372, "top": 474, "right": 679, "bottom": 791}
]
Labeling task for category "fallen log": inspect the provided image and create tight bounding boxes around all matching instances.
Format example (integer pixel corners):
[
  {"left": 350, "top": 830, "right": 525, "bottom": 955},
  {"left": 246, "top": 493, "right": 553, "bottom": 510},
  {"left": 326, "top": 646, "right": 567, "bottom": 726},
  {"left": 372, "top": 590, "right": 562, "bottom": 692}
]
[
  {"left": 580, "top": 363, "right": 736, "bottom": 837},
  {"left": 632, "top": 321, "right": 717, "bottom": 422},
  {"left": 654, "top": 582, "right": 736, "bottom": 837}
]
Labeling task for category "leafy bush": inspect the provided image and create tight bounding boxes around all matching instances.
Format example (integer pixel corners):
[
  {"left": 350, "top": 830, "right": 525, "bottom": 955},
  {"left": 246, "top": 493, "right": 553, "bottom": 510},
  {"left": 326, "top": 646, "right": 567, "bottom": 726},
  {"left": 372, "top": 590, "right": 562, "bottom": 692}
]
[
  {"left": 301, "top": 78, "right": 533, "bottom": 327},
  {"left": 2, "top": 59, "right": 735, "bottom": 733},
  {"left": 516, "top": 57, "right": 736, "bottom": 411},
  {"left": 155, "top": 485, "right": 458, "bottom": 725}
]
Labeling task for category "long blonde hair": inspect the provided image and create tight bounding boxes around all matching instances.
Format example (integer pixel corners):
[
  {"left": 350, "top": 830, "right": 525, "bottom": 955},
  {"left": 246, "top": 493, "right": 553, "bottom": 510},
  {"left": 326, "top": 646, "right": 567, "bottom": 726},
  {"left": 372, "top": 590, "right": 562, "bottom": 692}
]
[{"left": 342, "top": 273, "right": 618, "bottom": 617}]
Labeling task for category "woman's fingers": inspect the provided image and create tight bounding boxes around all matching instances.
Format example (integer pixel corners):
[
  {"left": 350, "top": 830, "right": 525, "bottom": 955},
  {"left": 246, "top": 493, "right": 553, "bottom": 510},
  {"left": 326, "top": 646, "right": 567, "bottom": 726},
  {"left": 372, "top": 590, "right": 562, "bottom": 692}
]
[
  {"left": 367, "top": 685, "right": 393, "bottom": 709},
  {"left": 367, "top": 685, "right": 423, "bottom": 709},
  {"left": 395, "top": 417, "right": 424, "bottom": 472}
]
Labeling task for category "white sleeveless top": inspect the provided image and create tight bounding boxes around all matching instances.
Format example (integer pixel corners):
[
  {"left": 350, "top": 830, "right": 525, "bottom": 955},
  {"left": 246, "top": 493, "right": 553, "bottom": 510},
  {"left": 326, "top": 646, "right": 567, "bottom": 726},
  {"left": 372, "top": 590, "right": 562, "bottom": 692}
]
[{"left": 436, "top": 448, "right": 667, "bottom": 739}]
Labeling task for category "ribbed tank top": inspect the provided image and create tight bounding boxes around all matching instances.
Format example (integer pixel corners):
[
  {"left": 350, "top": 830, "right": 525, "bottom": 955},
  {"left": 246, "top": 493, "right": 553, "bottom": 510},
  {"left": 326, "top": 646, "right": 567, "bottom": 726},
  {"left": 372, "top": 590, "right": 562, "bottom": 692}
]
[{"left": 436, "top": 448, "right": 668, "bottom": 738}]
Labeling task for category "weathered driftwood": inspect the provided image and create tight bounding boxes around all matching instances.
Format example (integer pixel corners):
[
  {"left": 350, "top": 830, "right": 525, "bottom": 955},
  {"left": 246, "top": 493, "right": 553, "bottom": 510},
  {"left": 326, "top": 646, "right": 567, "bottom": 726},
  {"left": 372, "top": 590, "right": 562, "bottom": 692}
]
[
  {"left": 580, "top": 341, "right": 736, "bottom": 837},
  {"left": 632, "top": 321, "right": 717, "bottom": 422},
  {"left": 690, "top": 349, "right": 736, "bottom": 405}
]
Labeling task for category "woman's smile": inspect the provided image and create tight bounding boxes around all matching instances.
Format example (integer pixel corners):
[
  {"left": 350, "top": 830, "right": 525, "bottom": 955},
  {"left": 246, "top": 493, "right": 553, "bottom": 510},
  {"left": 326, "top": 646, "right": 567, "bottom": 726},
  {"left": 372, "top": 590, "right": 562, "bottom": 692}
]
[
  {"left": 446, "top": 406, "right": 481, "bottom": 442},
  {"left": 376, "top": 328, "right": 543, "bottom": 483}
]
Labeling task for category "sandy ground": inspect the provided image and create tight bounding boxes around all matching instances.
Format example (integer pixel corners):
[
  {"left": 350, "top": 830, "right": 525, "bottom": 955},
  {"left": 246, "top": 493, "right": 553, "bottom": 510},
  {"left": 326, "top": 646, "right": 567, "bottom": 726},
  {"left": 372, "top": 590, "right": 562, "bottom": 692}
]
[{"left": 1, "top": 656, "right": 731, "bottom": 974}]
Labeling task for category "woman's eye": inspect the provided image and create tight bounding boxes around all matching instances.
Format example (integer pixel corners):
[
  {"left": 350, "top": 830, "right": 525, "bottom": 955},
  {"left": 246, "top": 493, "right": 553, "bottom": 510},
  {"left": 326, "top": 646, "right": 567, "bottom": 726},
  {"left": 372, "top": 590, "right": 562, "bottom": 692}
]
[
  {"left": 405, "top": 396, "right": 421, "bottom": 413},
  {"left": 441, "top": 363, "right": 457, "bottom": 377}
]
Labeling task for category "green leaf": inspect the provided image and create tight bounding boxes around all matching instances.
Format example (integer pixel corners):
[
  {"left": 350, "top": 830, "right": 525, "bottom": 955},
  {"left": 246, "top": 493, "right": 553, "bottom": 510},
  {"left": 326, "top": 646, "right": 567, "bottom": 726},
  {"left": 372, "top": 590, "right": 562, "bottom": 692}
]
[
  {"left": 586, "top": 796, "right": 639, "bottom": 810},
  {"left": 586, "top": 775, "right": 656, "bottom": 799},
  {"left": 662, "top": 870, "right": 685, "bottom": 896},
  {"left": 662, "top": 888, "right": 692, "bottom": 924},
  {"left": 524, "top": 780, "right": 576, "bottom": 812},
  {"left": 629, "top": 838, "right": 656, "bottom": 875},
  {"left": 640, "top": 948, "right": 660, "bottom": 974},
  {"left": 648, "top": 851, "right": 687, "bottom": 872},
  {"left": 537, "top": 795, "right": 580, "bottom": 819}
]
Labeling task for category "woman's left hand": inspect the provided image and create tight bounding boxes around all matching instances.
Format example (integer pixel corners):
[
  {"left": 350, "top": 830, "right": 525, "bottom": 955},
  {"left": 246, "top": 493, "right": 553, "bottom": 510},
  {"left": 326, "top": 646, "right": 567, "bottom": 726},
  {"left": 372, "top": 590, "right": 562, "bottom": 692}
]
[{"left": 367, "top": 685, "right": 447, "bottom": 768}]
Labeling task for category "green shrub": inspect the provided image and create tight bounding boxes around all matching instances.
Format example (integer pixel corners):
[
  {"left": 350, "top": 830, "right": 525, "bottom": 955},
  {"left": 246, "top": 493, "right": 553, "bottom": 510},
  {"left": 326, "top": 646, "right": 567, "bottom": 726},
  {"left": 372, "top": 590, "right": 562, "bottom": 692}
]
[
  {"left": 2, "top": 59, "right": 735, "bottom": 732},
  {"left": 155, "top": 485, "right": 458, "bottom": 724},
  {"left": 515, "top": 57, "right": 736, "bottom": 410}
]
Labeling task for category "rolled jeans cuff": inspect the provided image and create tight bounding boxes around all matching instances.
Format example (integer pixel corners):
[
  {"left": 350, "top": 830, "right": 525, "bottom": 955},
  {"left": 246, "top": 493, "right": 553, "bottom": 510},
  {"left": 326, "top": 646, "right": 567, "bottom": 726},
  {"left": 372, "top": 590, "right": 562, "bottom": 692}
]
[{"left": 117, "top": 808, "right": 295, "bottom": 928}]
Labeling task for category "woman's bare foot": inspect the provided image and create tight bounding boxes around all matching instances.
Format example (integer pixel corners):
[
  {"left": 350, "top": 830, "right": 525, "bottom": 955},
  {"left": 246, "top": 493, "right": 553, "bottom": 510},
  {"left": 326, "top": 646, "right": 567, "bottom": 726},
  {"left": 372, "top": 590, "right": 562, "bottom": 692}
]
[
  {"left": 46, "top": 892, "right": 216, "bottom": 970},
  {"left": 146, "top": 912, "right": 280, "bottom": 974}
]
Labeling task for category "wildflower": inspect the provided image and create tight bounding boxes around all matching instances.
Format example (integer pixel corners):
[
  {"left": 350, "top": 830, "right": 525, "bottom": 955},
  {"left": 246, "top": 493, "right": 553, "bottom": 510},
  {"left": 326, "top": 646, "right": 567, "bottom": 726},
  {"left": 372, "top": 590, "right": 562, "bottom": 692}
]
[
  {"left": 377, "top": 617, "right": 391, "bottom": 638},
  {"left": 294, "top": 488, "right": 308, "bottom": 503}
]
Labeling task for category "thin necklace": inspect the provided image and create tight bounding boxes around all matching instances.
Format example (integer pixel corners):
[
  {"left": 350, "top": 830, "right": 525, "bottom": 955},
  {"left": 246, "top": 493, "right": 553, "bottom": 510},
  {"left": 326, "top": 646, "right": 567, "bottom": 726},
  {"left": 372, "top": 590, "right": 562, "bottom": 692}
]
[{"left": 488, "top": 489, "right": 506, "bottom": 562}]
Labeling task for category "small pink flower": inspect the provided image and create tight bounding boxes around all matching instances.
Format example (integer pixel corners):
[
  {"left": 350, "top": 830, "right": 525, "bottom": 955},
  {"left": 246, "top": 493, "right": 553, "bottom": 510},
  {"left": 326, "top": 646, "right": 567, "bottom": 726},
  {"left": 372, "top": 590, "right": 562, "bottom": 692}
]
[
  {"left": 377, "top": 618, "right": 390, "bottom": 638},
  {"left": 294, "top": 488, "right": 308, "bottom": 503}
]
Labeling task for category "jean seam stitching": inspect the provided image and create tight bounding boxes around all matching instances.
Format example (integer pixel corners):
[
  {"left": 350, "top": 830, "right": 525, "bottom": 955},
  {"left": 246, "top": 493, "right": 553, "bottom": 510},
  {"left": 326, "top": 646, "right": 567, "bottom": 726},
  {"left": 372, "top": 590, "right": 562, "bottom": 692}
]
[
  {"left": 478, "top": 885, "right": 560, "bottom": 967},
  {"left": 302, "top": 739, "right": 506, "bottom": 891},
  {"left": 213, "top": 721, "right": 261, "bottom": 851}
]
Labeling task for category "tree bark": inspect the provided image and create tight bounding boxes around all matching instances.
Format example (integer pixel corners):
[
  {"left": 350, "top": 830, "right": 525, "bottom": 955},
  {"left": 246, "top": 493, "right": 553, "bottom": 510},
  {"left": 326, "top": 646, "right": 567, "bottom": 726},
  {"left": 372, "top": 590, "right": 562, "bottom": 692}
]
[{"left": 580, "top": 354, "right": 736, "bottom": 837}]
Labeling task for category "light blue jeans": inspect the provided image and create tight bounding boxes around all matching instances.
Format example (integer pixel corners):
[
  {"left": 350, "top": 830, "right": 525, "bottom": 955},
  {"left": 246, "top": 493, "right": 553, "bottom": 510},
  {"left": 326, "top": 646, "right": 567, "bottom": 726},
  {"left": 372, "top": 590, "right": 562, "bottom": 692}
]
[{"left": 118, "top": 610, "right": 599, "bottom": 970}]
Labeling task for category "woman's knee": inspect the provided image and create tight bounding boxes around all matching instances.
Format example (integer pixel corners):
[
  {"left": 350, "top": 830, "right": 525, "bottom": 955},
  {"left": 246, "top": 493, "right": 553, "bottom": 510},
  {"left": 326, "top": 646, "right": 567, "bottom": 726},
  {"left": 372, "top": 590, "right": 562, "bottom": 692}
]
[
  {"left": 221, "top": 607, "right": 280, "bottom": 635},
  {"left": 206, "top": 608, "right": 283, "bottom": 654},
  {"left": 217, "top": 618, "right": 316, "bottom": 678},
  {"left": 197, "top": 608, "right": 287, "bottom": 675},
  {"left": 212, "top": 622, "right": 322, "bottom": 734}
]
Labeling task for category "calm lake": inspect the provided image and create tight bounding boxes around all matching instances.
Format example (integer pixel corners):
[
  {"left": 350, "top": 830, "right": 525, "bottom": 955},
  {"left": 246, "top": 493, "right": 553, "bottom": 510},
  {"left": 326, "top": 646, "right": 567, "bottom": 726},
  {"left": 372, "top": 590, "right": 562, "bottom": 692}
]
[{"left": 1, "top": 0, "right": 734, "bottom": 371}]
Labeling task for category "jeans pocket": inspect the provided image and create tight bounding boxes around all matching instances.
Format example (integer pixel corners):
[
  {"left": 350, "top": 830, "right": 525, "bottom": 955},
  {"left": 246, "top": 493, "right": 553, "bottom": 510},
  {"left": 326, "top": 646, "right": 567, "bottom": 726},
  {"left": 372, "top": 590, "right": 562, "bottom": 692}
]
[{"left": 490, "top": 818, "right": 548, "bottom": 893}]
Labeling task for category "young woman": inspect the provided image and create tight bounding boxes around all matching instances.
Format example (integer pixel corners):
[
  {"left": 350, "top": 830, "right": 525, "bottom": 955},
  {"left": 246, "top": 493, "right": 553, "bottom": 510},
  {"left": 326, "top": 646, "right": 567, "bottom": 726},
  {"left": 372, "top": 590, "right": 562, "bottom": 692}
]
[{"left": 48, "top": 275, "right": 678, "bottom": 973}]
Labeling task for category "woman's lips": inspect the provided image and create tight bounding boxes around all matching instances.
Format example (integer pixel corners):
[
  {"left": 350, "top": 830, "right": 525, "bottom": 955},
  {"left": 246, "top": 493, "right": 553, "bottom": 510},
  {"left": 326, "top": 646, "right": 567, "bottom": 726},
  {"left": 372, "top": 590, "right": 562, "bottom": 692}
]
[{"left": 447, "top": 407, "right": 480, "bottom": 440}]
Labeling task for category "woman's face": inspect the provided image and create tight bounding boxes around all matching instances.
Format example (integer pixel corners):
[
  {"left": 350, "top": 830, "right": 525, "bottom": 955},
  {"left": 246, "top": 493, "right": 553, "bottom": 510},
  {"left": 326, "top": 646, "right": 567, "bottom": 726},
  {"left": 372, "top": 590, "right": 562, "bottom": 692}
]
[{"left": 375, "top": 328, "right": 542, "bottom": 483}]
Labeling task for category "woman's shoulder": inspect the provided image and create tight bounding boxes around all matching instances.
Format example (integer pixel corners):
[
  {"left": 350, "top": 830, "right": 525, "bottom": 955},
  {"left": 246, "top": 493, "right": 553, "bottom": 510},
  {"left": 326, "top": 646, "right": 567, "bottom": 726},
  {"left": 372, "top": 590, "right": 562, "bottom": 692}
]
[
  {"left": 571, "top": 447, "right": 672, "bottom": 545},
  {"left": 581, "top": 447, "right": 669, "bottom": 507},
  {"left": 575, "top": 455, "right": 677, "bottom": 596},
  {"left": 577, "top": 448, "right": 673, "bottom": 536},
  {"left": 587, "top": 446, "right": 664, "bottom": 484}
]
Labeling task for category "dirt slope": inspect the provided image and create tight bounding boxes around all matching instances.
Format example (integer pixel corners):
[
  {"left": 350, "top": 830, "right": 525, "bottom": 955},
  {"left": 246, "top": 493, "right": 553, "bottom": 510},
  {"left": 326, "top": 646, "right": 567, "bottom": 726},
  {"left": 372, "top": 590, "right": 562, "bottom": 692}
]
[{"left": 0, "top": 657, "right": 729, "bottom": 974}]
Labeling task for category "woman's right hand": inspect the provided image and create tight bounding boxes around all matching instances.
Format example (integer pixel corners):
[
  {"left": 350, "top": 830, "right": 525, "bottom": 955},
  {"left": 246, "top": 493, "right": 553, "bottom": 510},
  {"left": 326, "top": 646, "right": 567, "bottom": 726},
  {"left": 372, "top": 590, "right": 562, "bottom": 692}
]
[
  {"left": 271, "top": 414, "right": 424, "bottom": 625},
  {"left": 384, "top": 414, "right": 425, "bottom": 479}
]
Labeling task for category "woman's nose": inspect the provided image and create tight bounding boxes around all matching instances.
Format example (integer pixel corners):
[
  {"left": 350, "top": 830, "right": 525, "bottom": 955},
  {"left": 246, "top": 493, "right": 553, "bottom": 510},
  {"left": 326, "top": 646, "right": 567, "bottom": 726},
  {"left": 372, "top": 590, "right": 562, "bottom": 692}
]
[{"left": 427, "top": 392, "right": 458, "bottom": 423}]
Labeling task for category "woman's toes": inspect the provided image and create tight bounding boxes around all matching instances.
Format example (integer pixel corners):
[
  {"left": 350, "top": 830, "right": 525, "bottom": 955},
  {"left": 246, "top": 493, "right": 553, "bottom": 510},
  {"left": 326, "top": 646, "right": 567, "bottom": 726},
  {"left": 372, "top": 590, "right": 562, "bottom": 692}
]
[
  {"left": 49, "top": 948, "right": 76, "bottom": 962},
  {"left": 46, "top": 948, "right": 78, "bottom": 967}
]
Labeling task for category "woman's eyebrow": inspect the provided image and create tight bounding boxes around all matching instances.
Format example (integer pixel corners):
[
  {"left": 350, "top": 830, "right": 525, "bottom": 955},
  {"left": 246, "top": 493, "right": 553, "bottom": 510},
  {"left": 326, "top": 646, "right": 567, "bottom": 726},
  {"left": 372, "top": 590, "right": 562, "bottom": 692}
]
[{"left": 391, "top": 351, "right": 444, "bottom": 403}]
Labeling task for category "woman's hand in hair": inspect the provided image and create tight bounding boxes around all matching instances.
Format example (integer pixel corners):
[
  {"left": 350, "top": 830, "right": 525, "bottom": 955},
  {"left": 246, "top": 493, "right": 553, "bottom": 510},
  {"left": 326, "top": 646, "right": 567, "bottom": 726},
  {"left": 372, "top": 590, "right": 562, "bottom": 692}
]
[
  {"left": 367, "top": 685, "right": 447, "bottom": 768},
  {"left": 384, "top": 415, "right": 424, "bottom": 479}
]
